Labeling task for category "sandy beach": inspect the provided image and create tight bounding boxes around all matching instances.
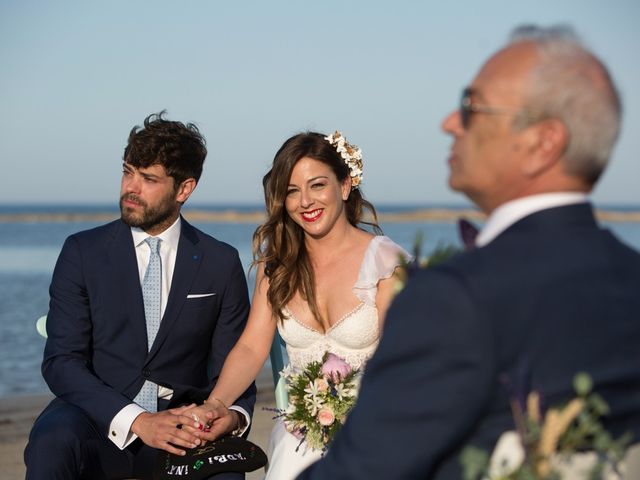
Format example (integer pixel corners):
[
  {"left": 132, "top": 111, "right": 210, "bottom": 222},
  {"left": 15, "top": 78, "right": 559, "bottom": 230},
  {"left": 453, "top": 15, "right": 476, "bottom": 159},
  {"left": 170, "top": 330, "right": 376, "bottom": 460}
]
[
  {"left": 3, "top": 371, "right": 640, "bottom": 479},
  {"left": 0, "top": 367, "right": 276, "bottom": 480}
]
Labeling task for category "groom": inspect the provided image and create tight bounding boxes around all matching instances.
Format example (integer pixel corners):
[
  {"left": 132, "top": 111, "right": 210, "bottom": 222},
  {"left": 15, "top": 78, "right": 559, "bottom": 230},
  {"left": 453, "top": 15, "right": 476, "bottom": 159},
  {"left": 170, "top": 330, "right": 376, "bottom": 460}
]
[
  {"left": 25, "top": 112, "right": 256, "bottom": 479},
  {"left": 299, "top": 25, "right": 640, "bottom": 479}
]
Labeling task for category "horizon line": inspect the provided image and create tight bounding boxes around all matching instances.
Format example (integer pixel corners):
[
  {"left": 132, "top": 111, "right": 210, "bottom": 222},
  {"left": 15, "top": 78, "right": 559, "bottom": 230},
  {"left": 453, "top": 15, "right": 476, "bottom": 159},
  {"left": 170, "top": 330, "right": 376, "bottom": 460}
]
[{"left": 2, "top": 206, "right": 640, "bottom": 224}]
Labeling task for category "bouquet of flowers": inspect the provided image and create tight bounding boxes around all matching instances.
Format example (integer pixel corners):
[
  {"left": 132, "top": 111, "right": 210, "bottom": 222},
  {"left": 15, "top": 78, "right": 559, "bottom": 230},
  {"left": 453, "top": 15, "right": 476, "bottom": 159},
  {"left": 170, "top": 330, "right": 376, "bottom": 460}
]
[
  {"left": 460, "top": 373, "right": 632, "bottom": 480},
  {"left": 277, "top": 352, "right": 361, "bottom": 452}
]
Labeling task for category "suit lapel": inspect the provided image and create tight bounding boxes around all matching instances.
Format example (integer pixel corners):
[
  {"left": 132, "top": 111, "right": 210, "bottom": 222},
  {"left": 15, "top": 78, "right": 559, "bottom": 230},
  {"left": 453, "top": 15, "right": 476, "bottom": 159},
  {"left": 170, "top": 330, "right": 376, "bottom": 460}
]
[
  {"left": 148, "top": 218, "right": 203, "bottom": 358},
  {"left": 107, "top": 220, "right": 148, "bottom": 346}
]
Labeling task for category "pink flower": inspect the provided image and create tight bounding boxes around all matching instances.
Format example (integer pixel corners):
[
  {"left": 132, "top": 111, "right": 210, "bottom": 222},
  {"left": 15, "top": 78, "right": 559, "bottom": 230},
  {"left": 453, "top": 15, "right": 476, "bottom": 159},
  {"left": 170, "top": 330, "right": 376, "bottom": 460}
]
[
  {"left": 317, "top": 407, "right": 335, "bottom": 426},
  {"left": 285, "top": 422, "right": 305, "bottom": 439},
  {"left": 315, "top": 378, "right": 329, "bottom": 392},
  {"left": 321, "top": 353, "right": 352, "bottom": 382}
]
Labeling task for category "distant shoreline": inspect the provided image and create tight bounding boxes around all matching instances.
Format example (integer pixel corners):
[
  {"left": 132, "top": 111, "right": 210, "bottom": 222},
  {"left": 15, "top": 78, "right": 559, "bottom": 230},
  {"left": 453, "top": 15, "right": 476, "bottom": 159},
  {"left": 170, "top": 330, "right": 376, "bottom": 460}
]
[{"left": 1, "top": 207, "right": 640, "bottom": 223}]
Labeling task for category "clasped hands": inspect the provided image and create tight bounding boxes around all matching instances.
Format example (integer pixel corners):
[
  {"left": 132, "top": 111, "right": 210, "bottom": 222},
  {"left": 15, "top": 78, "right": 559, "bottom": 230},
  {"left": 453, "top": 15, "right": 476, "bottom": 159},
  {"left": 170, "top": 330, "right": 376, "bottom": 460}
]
[{"left": 131, "top": 398, "right": 238, "bottom": 456}]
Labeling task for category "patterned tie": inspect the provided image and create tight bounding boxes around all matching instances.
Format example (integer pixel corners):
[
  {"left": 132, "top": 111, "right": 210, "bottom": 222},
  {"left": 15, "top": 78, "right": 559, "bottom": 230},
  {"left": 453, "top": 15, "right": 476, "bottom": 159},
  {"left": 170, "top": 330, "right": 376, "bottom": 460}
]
[{"left": 133, "top": 237, "right": 162, "bottom": 412}]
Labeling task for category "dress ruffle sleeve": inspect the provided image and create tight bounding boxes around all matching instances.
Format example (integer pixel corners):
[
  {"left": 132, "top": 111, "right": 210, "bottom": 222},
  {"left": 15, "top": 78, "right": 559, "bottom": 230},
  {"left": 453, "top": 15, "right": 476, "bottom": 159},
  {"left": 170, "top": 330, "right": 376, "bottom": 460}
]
[{"left": 352, "top": 236, "right": 411, "bottom": 307}]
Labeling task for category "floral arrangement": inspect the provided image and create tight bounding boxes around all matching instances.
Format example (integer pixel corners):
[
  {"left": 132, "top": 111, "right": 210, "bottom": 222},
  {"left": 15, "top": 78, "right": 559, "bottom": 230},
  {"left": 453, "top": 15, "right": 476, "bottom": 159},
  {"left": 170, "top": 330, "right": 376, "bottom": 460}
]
[
  {"left": 460, "top": 373, "right": 632, "bottom": 480},
  {"left": 276, "top": 352, "right": 361, "bottom": 452},
  {"left": 324, "top": 131, "right": 364, "bottom": 188}
]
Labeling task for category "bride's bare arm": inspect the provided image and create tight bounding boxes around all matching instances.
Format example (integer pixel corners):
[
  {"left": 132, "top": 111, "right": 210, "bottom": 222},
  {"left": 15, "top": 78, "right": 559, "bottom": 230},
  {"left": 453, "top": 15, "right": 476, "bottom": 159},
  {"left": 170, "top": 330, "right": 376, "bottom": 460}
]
[
  {"left": 182, "top": 265, "right": 278, "bottom": 440},
  {"left": 209, "top": 264, "right": 277, "bottom": 407}
]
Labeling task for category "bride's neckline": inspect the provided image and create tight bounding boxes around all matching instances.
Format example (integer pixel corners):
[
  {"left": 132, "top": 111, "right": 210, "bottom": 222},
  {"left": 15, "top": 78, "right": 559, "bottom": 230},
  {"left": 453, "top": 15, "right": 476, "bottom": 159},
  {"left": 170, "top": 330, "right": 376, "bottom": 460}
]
[
  {"left": 283, "top": 302, "right": 368, "bottom": 336},
  {"left": 284, "top": 235, "right": 382, "bottom": 333}
]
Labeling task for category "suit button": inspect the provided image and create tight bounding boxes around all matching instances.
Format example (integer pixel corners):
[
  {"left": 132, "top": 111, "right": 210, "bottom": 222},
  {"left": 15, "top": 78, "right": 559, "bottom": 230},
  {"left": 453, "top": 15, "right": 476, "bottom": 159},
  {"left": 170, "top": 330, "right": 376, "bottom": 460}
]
[{"left": 142, "top": 369, "right": 151, "bottom": 378}]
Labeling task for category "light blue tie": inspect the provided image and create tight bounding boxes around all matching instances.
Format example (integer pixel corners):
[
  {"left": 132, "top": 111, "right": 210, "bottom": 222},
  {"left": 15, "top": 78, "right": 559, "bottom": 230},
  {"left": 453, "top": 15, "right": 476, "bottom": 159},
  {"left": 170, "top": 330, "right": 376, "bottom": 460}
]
[{"left": 133, "top": 237, "right": 162, "bottom": 412}]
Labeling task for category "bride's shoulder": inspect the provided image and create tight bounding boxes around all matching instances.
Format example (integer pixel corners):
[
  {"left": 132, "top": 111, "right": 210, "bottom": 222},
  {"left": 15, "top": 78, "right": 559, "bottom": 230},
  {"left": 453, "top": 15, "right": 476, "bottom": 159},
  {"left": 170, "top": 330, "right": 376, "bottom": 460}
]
[
  {"left": 356, "top": 235, "right": 409, "bottom": 285},
  {"left": 353, "top": 235, "right": 408, "bottom": 307},
  {"left": 369, "top": 235, "right": 410, "bottom": 262}
]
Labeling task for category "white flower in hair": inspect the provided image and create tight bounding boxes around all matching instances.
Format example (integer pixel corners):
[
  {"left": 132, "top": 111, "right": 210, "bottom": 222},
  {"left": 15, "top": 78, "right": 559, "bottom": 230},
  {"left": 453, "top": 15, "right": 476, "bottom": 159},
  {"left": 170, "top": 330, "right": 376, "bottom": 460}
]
[
  {"left": 325, "top": 132, "right": 342, "bottom": 145},
  {"left": 324, "top": 130, "right": 364, "bottom": 188}
]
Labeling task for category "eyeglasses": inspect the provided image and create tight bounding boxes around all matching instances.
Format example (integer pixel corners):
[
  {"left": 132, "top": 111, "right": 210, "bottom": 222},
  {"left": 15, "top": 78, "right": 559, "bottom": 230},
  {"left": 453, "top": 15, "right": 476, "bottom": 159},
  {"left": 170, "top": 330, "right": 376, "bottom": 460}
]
[{"left": 460, "top": 87, "right": 531, "bottom": 129}]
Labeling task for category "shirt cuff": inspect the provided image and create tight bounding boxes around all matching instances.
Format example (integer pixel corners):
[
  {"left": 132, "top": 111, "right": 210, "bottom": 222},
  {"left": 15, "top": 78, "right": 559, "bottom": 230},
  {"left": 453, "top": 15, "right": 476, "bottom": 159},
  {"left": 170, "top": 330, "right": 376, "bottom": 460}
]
[
  {"left": 109, "top": 403, "right": 146, "bottom": 450},
  {"left": 228, "top": 405, "right": 250, "bottom": 437}
]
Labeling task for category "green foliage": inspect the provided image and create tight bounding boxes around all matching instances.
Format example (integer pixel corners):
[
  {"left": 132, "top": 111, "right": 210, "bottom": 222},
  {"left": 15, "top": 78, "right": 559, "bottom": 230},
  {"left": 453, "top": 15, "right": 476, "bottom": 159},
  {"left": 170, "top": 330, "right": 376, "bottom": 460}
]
[
  {"left": 459, "top": 373, "right": 633, "bottom": 479},
  {"left": 410, "top": 231, "right": 461, "bottom": 267},
  {"left": 573, "top": 372, "right": 593, "bottom": 396},
  {"left": 394, "top": 232, "right": 462, "bottom": 293},
  {"left": 460, "top": 446, "right": 490, "bottom": 480},
  {"left": 426, "top": 242, "right": 462, "bottom": 267}
]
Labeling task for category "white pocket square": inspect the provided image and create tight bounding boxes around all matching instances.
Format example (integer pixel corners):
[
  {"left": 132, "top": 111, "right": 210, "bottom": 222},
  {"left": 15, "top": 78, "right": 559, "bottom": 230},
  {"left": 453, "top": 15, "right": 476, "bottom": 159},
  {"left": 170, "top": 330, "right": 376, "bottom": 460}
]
[{"left": 187, "top": 293, "right": 216, "bottom": 299}]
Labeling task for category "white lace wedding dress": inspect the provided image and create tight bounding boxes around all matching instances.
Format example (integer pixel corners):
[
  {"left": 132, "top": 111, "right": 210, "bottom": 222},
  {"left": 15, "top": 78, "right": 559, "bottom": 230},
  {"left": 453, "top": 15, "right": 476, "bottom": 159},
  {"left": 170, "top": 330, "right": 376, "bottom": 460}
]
[{"left": 264, "top": 236, "right": 407, "bottom": 480}]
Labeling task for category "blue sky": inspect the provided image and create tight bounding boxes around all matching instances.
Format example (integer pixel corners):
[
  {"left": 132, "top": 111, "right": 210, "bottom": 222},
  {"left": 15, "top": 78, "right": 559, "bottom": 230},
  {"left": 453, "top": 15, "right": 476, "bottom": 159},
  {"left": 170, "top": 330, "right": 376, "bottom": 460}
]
[{"left": 1, "top": 0, "right": 638, "bottom": 206}]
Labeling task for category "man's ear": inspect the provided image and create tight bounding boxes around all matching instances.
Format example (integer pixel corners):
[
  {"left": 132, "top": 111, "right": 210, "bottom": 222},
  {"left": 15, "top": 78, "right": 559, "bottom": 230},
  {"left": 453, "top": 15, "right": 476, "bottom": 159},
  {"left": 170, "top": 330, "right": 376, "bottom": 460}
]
[
  {"left": 175, "top": 178, "right": 197, "bottom": 203},
  {"left": 520, "top": 118, "right": 568, "bottom": 177}
]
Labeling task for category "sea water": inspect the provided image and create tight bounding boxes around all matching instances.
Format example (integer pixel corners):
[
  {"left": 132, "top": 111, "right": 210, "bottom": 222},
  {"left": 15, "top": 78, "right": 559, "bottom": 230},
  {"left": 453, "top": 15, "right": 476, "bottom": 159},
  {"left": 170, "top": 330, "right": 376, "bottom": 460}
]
[{"left": 1, "top": 205, "right": 639, "bottom": 397}]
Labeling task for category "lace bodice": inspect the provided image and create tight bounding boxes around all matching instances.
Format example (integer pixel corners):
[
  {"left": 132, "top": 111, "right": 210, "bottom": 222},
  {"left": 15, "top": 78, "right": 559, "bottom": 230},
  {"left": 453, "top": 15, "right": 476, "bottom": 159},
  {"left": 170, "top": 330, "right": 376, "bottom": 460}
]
[{"left": 277, "top": 236, "right": 408, "bottom": 370}]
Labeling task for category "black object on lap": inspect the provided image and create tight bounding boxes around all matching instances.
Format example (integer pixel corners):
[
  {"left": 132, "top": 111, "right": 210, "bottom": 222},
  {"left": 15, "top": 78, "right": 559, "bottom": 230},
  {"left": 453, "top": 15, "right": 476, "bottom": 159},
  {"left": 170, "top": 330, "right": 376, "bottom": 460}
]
[{"left": 154, "top": 436, "right": 267, "bottom": 479}]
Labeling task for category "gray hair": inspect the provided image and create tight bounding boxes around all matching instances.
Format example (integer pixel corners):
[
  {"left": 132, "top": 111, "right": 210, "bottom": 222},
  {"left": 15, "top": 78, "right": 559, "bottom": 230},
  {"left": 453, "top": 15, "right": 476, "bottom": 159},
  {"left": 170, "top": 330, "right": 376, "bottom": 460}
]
[{"left": 509, "top": 25, "right": 621, "bottom": 184}]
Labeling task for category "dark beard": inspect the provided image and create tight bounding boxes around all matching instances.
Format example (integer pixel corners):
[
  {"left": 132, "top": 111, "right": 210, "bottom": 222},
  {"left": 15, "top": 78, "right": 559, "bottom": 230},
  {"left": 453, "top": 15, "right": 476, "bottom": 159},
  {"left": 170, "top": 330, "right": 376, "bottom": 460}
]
[{"left": 120, "top": 193, "right": 178, "bottom": 232}]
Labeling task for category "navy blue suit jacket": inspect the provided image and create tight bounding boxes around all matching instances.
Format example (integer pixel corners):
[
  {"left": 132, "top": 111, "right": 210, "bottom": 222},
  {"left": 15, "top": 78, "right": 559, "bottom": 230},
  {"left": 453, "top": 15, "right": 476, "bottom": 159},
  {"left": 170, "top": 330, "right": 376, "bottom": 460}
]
[
  {"left": 299, "top": 203, "right": 640, "bottom": 479},
  {"left": 42, "top": 217, "right": 255, "bottom": 436}
]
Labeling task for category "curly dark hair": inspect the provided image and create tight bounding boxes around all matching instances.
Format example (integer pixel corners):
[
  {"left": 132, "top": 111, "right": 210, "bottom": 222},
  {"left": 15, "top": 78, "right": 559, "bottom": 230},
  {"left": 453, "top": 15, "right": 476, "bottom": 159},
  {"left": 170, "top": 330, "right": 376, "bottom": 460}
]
[
  {"left": 253, "top": 131, "right": 382, "bottom": 323},
  {"left": 123, "top": 110, "right": 207, "bottom": 189}
]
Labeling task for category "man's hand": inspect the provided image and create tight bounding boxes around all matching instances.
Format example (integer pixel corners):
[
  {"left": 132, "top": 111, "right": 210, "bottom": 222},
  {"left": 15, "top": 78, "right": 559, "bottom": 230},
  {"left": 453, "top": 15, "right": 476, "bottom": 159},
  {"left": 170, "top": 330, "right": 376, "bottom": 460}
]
[{"left": 131, "top": 404, "right": 205, "bottom": 455}]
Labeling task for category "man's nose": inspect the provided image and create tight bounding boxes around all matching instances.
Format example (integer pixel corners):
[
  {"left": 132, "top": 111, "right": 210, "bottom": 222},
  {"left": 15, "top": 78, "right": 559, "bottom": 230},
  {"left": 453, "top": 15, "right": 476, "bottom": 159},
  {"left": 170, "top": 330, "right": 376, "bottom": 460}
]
[{"left": 441, "top": 109, "right": 463, "bottom": 136}]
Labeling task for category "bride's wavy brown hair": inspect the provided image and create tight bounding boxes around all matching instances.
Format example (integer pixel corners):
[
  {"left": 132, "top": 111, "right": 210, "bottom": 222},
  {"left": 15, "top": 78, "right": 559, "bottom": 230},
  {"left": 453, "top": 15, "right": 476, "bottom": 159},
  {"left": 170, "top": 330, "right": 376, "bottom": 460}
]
[{"left": 253, "top": 132, "right": 382, "bottom": 324}]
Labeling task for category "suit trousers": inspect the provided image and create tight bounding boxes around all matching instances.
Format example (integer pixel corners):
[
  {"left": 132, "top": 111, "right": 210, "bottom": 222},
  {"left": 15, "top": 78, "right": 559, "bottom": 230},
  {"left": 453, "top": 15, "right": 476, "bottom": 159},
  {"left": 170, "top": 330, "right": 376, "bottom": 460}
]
[{"left": 24, "top": 398, "right": 243, "bottom": 480}]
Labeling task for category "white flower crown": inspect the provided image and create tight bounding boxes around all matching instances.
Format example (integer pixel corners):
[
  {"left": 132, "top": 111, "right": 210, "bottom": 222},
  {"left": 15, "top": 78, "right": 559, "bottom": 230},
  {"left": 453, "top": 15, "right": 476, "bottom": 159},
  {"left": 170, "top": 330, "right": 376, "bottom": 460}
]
[{"left": 324, "top": 131, "right": 363, "bottom": 188}]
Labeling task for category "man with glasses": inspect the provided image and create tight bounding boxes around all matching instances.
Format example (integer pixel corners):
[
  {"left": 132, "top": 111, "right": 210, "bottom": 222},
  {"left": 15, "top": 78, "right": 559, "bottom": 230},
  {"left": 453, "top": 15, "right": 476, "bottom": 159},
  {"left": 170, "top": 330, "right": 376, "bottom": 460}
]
[{"left": 299, "top": 25, "right": 640, "bottom": 479}]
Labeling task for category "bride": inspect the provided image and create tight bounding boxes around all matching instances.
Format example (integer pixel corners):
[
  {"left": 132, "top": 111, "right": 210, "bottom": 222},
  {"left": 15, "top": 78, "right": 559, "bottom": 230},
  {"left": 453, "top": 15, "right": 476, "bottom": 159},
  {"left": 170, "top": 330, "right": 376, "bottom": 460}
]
[{"left": 186, "top": 130, "right": 407, "bottom": 479}]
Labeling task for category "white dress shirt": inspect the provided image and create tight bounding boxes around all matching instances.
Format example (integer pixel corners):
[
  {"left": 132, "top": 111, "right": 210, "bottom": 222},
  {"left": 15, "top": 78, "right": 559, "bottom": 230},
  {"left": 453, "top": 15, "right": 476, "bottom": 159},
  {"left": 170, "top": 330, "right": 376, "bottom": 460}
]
[
  {"left": 109, "top": 217, "right": 249, "bottom": 449},
  {"left": 475, "top": 192, "right": 589, "bottom": 248}
]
